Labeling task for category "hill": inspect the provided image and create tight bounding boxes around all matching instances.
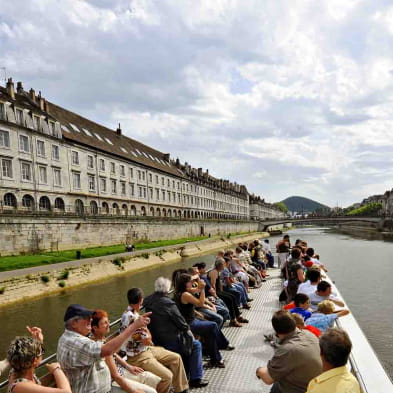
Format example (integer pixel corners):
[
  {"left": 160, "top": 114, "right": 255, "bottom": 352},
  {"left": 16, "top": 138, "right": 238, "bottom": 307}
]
[{"left": 280, "top": 196, "right": 330, "bottom": 213}]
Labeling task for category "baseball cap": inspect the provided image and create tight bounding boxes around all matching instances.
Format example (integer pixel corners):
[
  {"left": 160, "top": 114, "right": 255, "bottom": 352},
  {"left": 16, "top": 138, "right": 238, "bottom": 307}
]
[{"left": 64, "top": 304, "right": 93, "bottom": 322}]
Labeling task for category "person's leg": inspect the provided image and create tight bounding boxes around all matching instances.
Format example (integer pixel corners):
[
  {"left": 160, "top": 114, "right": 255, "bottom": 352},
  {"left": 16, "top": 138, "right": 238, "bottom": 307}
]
[
  {"left": 190, "top": 319, "right": 222, "bottom": 363},
  {"left": 122, "top": 369, "right": 160, "bottom": 393},
  {"left": 127, "top": 350, "right": 173, "bottom": 393},
  {"left": 225, "top": 286, "right": 242, "bottom": 306},
  {"left": 215, "top": 298, "right": 230, "bottom": 323},
  {"left": 233, "top": 282, "right": 249, "bottom": 306},
  {"left": 189, "top": 339, "right": 204, "bottom": 382},
  {"left": 199, "top": 308, "right": 224, "bottom": 329},
  {"left": 149, "top": 346, "right": 189, "bottom": 393}
]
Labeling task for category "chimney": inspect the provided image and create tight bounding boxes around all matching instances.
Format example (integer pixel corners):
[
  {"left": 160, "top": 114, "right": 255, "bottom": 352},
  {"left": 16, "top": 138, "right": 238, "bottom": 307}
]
[
  {"left": 38, "top": 91, "right": 45, "bottom": 111},
  {"left": 6, "top": 78, "right": 15, "bottom": 100},
  {"left": 175, "top": 158, "right": 180, "bottom": 167},
  {"left": 116, "top": 123, "right": 122, "bottom": 135},
  {"left": 29, "top": 88, "right": 36, "bottom": 103},
  {"left": 44, "top": 100, "right": 49, "bottom": 114},
  {"left": 16, "top": 81, "right": 24, "bottom": 94},
  {"left": 163, "top": 153, "right": 170, "bottom": 162},
  {"left": 198, "top": 168, "right": 203, "bottom": 177}
]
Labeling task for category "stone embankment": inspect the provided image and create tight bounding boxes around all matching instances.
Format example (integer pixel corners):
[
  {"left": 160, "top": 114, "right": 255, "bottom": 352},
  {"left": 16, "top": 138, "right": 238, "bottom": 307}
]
[{"left": 0, "top": 232, "right": 268, "bottom": 308}]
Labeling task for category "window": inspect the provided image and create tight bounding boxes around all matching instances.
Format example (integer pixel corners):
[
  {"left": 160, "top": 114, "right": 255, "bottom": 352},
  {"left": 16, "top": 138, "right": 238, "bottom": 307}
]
[
  {"left": 121, "top": 181, "right": 126, "bottom": 195},
  {"left": 149, "top": 173, "right": 152, "bottom": 182},
  {"left": 156, "top": 188, "right": 160, "bottom": 200},
  {"left": 99, "top": 159, "right": 105, "bottom": 171},
  {"left": 50, "top": 122, "right": 56, "bottom": 136},
  {"left": 149, "top": 188, "right": 153, "bottom": 199},
  {"left": 0, "top": 130, "right": 10, "bottom": 148},
  {"left": 137, "top": 170, "right": 141, "bottom": 180},
  {"left": 111, "top": 179, "right": 117, "bottom": 194},
  {"left": 0, "top": 103, "right": 5, "bottom": 120},
  {"left": 52, "top": 145, "right": 59, "bottom": 160},
  {"left": 138, "top": 186, "right": 143, "bottom": 198},
  {"left": 19, "top": 135, "right": 30, "bottom": 153},
  {"left": 162, "top": 190, "right": 165, "bottom": 201},
  {"left": 33, "top": 115, "right": 40, "bottom": 130},
  {"left": 172, "top": 180, "right": 175, "bottom": 188},
  {"left": 88, "top": 175, "right": 96, "bottom": 191},
  {"left": 15, "top": 109, "right": 23, "bottom": 125},
  {"left": 155, "top": 175, "right": 159, "bottom": 184},
  {"left": 53, "top": 168, "right": 61, "bottom": 186},
  {"left": 87, "top": 155, "right": 94, "bottom": 169},
  {"left": 143, "top": 187, "right": 146, "bottom": 198},
  {"left": 129, "top": 167, "right": 134, "bottom": 178},
  {"left": 38, "top": 166, "right": 47, "bottom": 184},
  {"left": 167, "top": 179, "right": 170, "bottom": 187},
  {"left": 37, "top": 140, "right": 45, "bottom": 157},
  {"left": 1, "top": 158, "right": 12, "bottom": 178},
  {"left": 161, "top": 177, "right": 164, "bottom": 186},
  {"left": 100, "top": 177, "right": 107, "bottom": 192},
  {"left": 21, "top": 162, "right": 32, "bottom": 181},
  {"left": 142, "top": 172, "right": 145, "bottom": 181},
  {"left": 72, "top": 172, "right": 81, "bottom": 189},
  {"left": 120, "top": 165, "right": 125, "bottom": 177},
  {"left": 168, "top": 192, "right": 171, "bottom": 202},
  {"left": 110, "top": 162, "right": 115, "bottom": 174},
  {"left": 71, "top": 151, "right": 79, "bottom": 165},
  {"left": 130, "top": 183, "right": 135, "bottom": 196}
]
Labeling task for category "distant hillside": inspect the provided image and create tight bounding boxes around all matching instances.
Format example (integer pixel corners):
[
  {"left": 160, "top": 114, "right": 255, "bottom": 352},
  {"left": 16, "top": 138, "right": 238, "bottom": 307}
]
[{"left": 280, "top": 196, "right": 330, "bottom": 213}]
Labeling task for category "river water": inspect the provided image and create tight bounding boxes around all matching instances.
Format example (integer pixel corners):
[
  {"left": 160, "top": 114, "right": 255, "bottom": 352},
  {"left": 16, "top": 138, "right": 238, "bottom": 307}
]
[{"left": 1, "top": 227, "right": 393, "bottom": 379}]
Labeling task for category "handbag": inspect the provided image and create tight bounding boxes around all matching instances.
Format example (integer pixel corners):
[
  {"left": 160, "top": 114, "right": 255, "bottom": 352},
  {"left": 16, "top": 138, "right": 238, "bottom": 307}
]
[{"left": 177, "top": 330, "right": 194, "bottom": 357}]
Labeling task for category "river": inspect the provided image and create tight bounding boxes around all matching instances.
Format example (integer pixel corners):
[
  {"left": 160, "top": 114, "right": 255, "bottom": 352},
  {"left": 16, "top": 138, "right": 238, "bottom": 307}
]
[{"left": 1, "top": 227, "right": 392, "bottom": 379}]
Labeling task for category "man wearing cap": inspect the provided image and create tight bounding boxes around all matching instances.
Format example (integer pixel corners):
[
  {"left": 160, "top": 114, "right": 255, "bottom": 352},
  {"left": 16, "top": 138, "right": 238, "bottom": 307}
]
[{"left": 57, "top": 304, "right": 151, "bottom": 393}]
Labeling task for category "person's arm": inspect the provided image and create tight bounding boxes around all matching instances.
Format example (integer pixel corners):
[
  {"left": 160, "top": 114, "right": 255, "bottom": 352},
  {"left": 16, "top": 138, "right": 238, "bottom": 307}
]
[
  {"left": 113, "top": 353, "right": 144, "bottom": 375},
  {"left": 335, "top": 309, "right": 350, "bottom": 317},
  {"left": 297, "top": 268, "right": 305, "bottom": 283},
  {"left": 101, "top": 312, "right": 151, "bottom": 357},
  {"left": 329, "top": 297, "right": 345, "bottom": 308},
  {"left": 182, "top": 291, "right": 205, "bottom": 307},
  {"left": 208, "top": 270, "right": 218, "bottom": 290},
  {"left": 256, "top": 367, "right": 274, "bottom": 385}
]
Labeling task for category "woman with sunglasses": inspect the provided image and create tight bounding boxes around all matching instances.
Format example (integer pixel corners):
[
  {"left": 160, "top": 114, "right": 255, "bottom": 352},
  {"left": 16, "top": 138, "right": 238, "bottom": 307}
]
[{"left": 7, "top": 326, "right": 71, "bottom": 393}]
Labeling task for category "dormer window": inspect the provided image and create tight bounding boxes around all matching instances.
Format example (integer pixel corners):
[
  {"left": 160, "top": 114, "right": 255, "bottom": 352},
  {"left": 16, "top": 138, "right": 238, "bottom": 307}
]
[
  {"left": 33, "top": 115, "right": 40, "bottom": 131},
  {"left": 50, "top": 121, "right": 56, "bottom": 136},
  {"left": 15, "top": 108, "right": 23, "bottom": 126},
  {"left": 0, "top": 103, "right": 5, "bottom": 120}
]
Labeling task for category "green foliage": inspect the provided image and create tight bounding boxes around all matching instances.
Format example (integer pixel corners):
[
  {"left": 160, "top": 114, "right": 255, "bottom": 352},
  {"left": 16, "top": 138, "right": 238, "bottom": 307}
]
[
  {"left": 57, "top": 270, "right": 69, "bottom": 280},
  {"left": 112, "top": 257, "right": 125, "bottom": 267},
  {"left": 58, "top": 280, "right": 66, "bottom": 288},
  {"left": 347, "top": 202, "right": 382, "bottom": 216},
  {"left": 274, "top": 202, "right": 289, "bottom": 213},
  {"left": 141, "top": 253, "right": 150, "bottom": 259},
  {"left": 0, "top": 287, "right": 5, "bottom": 294},
  {"left": 41, "top": 275, "right": 50, "bottom": 283},
  {"left": 25, "top": 274, "right": 33, "bottom": 280}
]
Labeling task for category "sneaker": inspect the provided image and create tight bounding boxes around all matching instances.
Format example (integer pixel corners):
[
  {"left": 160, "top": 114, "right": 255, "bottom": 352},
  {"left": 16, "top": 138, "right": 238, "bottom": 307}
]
[
  {"left": 229, "top": 320, "right": 243, "bottom": 327},
  {"left": 238, "top": 317, "right": 249, "bottom": 323},
  {"left": 224, "top": 344, "right": 235, "bottom": 350},
  {"left": 189, "top": 379, "right": 209, "bottom": 388},
  {"left": 205, "top": 360, "right": 225, "bottom": 368}
]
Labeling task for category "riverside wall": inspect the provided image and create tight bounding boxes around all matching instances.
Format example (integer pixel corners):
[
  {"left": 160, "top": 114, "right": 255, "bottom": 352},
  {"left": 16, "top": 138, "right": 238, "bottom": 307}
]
[{"left": 0, "top": 215, "right": 260, "bottom": 256}]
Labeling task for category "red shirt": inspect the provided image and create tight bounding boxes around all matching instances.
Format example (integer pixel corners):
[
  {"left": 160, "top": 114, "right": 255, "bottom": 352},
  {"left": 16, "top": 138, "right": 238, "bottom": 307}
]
[{"left": 305, "top": 325, "right": 321, "bottom": 337}]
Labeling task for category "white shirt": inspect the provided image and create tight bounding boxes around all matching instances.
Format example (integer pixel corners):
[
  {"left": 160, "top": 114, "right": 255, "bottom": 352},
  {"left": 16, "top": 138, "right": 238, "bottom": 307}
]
[
  {"left": 297, "top": 281, "right": 319, "bottom": 296},
  {"left": 308, "top": 291, "right": 342, "bottom": 311}
]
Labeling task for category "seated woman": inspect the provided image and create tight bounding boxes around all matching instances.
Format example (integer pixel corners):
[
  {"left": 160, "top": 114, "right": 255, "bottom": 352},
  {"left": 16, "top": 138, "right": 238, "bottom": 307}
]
[
  {"left": 143, "top": 277, "right": 208, "bottom": 389},
  {"left": 306, "top": 300, "right": 350, "bottom": 332},
  {"left": 7, "top": 326, "right": 71, "bottom": 393},
  {"left": 91, "top": 310, "right": 160, "bottom": 393},
  {"left": 174, "top": 273, "right": 231, "bottom": 368}
]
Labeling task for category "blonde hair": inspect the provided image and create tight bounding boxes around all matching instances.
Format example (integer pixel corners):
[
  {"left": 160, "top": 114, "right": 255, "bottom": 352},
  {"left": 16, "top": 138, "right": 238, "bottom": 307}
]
[
  {"left": 317, "top": 300, "right": 335, "bottom": 314},
  {"left": 291, "top": 313, "right": 305, "bottom": 327},
  {"left": 7, "top": 336, "right": 42, "bottom": 373}
]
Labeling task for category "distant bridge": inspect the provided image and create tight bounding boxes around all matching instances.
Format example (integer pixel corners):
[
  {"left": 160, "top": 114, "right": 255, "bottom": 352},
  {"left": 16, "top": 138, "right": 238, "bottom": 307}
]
[{"left": 259, "top": 216, "right": 385, "bottom": 232}]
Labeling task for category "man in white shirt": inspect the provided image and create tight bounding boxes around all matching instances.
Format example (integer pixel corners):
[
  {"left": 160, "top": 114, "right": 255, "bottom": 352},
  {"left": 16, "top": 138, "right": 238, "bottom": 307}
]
[
  {"left": 308, "top": 281, "right": 344, "bottom": 312},
  {"left": 297, "top": 269, "right": 321, "bottom": 296}
]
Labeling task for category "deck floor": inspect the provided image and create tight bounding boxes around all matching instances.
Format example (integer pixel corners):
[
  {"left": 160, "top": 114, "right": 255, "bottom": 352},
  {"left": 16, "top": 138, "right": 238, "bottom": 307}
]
[{"left": 190, "top": 269, "right": 282, "bottom": 393}]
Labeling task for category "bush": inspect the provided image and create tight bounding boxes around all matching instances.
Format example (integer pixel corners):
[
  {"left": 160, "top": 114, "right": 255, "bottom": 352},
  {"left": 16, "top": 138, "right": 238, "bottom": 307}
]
[
  {"left": 113, "top": 257, "right": 126, "bottom": 267},
  {"left": 58, "top": 281, "right": 66, "bottom": 288},
  {"left": 41, "top": 275, "right": 50, "bottom": 283},
  {"left": 141, "top": 253, "right": 150, "bottom": 259},
  {"left": 57, "top": 270, "right": 69, "bottom": 280},
  {"left": 25, "top": 274, "right": 33, "bottom": 280},
  {"left": 0, "top": 287, "right": 5, "bottom": 294}
]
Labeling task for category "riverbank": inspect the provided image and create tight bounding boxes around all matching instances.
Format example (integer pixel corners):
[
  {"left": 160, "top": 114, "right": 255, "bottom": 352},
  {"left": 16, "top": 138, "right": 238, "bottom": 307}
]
[{"left": 0, "top": 231, "right": 269, "bottom": 308}]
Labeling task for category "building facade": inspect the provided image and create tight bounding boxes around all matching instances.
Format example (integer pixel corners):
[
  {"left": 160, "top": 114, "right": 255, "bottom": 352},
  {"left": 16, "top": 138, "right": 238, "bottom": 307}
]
[{"left": 0, "top": 79, "right": 280, "bottom": 221}]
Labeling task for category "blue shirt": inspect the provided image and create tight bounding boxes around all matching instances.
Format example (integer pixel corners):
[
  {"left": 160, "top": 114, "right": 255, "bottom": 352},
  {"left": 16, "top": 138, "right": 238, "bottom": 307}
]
[
  {"left": 306, "top": 313, "right": 338, "bottom": 332},
  {"left": 290, "top": 307, "right": 312, "bottom": 320}
]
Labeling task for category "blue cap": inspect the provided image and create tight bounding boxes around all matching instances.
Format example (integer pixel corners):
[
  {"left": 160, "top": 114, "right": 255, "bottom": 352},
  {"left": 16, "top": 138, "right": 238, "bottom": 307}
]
[{"left": 64, "top": 304, "right": 93, "bottom": 322}]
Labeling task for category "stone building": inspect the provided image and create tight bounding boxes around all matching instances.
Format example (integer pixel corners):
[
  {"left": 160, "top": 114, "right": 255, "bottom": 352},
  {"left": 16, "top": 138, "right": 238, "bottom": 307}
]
[
  {"left": 249, "top": 195, "right": 286, "bottom": 220},
  {"left": 0, "top": 79, "right": 281, "bottom": 221}
]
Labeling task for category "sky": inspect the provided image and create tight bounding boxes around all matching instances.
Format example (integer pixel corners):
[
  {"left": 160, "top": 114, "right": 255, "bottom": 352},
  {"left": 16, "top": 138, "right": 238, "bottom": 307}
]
[{"left": 1, "top": 0, "right": 393, "bottom": 207}]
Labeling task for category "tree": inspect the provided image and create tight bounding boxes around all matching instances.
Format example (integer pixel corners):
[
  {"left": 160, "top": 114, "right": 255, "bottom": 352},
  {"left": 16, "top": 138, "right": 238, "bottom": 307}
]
[{"left": 274, "top": 202, "right": 288, "bottom": 213}]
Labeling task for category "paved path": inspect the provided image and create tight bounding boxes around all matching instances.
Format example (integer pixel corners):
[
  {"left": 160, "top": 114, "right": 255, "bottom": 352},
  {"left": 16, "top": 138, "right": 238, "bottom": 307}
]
[{"left": 190, "top": 269, "right": 281, "bottom": 393}]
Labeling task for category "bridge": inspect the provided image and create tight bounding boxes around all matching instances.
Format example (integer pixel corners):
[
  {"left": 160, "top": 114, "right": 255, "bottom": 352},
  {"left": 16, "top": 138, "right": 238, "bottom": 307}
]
[{"left": 259, "top": 216, "right": 385, "bottom": 232}]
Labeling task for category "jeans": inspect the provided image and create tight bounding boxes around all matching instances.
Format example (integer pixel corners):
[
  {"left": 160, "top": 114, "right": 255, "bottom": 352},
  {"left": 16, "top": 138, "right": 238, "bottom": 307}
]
[
  {"left": 164, "top": 338, "right": 204, "bottom": 382},
  {"left": 266, "top": 253, "right": 275, "bottom": 268},
  {"left": 232, "top": 282, "right": 249, "bottom": 305},
  {"left": 190, "top": 319, "right": 228, "bottom": 362},
  {"left": 198, "top": 308, "right": 224, "bottom": 329},
  {"left": 215, "top": 298, "right": 230, "bottom": 322}
]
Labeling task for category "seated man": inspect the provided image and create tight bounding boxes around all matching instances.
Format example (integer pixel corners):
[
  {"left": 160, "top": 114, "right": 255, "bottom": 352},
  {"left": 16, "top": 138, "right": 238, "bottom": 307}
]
[
  {"left": 256, "top": 310, "right": 322, "bottom": 393},
  {"left": 57, "top": 304, "right": 151, "bottom": 393},
  {"left": 289, "top": 293, "right": 312, "bottom": 321},
  {"left": 306, "top": 328, "right": 360, "bottom": 392},
  {"left": 297, "top": 269, "right": 321, "bottom": 296},
  {"left": 308, "top": 281, "right": 344, "bottom": 312},
  {"left": 121, "top": 288, "right": 189, "bottom": 393}
]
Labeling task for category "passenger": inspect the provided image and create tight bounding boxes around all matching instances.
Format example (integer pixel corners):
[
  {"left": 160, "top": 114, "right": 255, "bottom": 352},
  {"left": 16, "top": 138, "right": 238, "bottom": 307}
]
[
  {"left": 208, "top": 259, "right": 248, "bottom": 327},
  {"left": 306, "top": 328, "right": 360, "bottom": 392},
  {"left": 308, "top": 282, "right": 344, "bottom": 312},
  {"left": 91, "top": 309, "right": 159, "bottom": 393},
  {"left": 251, "top": 240, "right": 268, "bottom": 275},
  {"left": 289, "top": 293, "right": 312, "bottom": 320},
  {"left": 262, "top": 239, "right": 275, "bottom": 268},
  {"left": 57, "top": 304, "right": 151, "bottom": 393},
  {"left": 7, "top": 326, "right": 71, "bottom": 393},
  {"left": 143, "top": 277, "right": 208, "bottom": 389},
  {"left": 285, "top": 248, "right": 305, "bottom": 302},
  {"left": 256, "top": 310, "right": 322, "bottom": 393},
  {"left": 291, "top": 313, "right": 321, "bottom": 338},
  {"left": 234, "top": 247, "right": 263, "bottom": 287},
  {"left": 192, "top": 263, "right": 230, "bottom": 326},
  {"left": 121, "top": 288, "right": 189, "bottom": 393},
  {"left": 276, "top": 234, "right": 291, "bottom": 269},
  {"left": 225, "top": 250, "right": 251, "bottom": 291},
  {"left": 306, "top": 248, "right": 327, "bottom": 272},
  {"left": 306, "top": 301, "right": 350, "bottom": 333},
  {"left": 174, "top": 273, "right": 231, "bottom": 368},
  {"left": 297, "top": 269, "right": 321, "bottom": 296}
]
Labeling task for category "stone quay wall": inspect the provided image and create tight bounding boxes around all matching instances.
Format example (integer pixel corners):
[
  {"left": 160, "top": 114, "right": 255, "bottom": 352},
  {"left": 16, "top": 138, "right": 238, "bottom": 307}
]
[{"left": 0, "top": 215, "right": 260, "bottom": 256}]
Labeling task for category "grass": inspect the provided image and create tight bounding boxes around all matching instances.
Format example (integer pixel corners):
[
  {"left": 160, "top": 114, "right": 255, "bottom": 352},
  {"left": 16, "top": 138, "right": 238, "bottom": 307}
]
[{"left": 0, "top": 235, "right": 211, "bottom": 272}]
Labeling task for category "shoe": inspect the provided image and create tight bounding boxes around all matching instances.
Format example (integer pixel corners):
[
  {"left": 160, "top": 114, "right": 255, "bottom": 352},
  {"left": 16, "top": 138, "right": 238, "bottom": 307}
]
[
  {"left": 238, "top": 317, "right": 249, "bottom": 323},
  {"left": 229, "top": 320, "right": 243, "bottom": 327},
  {"left": 189, "top": 379, "right": 209, "bottom": 388},
  {"left": 224, "top": 344, "right": 235, "bottom": 350},
  {"left": 248, "top": 298, "right": 254, "bottom": 302},
  {"left": 206, "top": 360, "right": 225, "bottom": 368},
  {"left": 243, "top": 304, "right": 251, "bottom": 310}
]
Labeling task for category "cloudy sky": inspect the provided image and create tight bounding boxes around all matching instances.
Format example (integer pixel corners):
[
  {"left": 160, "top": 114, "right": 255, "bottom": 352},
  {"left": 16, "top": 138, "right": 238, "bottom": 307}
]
[{"left": 2, "top": 0, "right": 393, "bottom": 207}]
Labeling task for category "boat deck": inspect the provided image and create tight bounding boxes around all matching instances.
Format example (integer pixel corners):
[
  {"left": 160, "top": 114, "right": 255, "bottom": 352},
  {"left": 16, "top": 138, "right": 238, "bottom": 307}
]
[{"left": 190, "top": 269, "right": 282, "bottom": 393}]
